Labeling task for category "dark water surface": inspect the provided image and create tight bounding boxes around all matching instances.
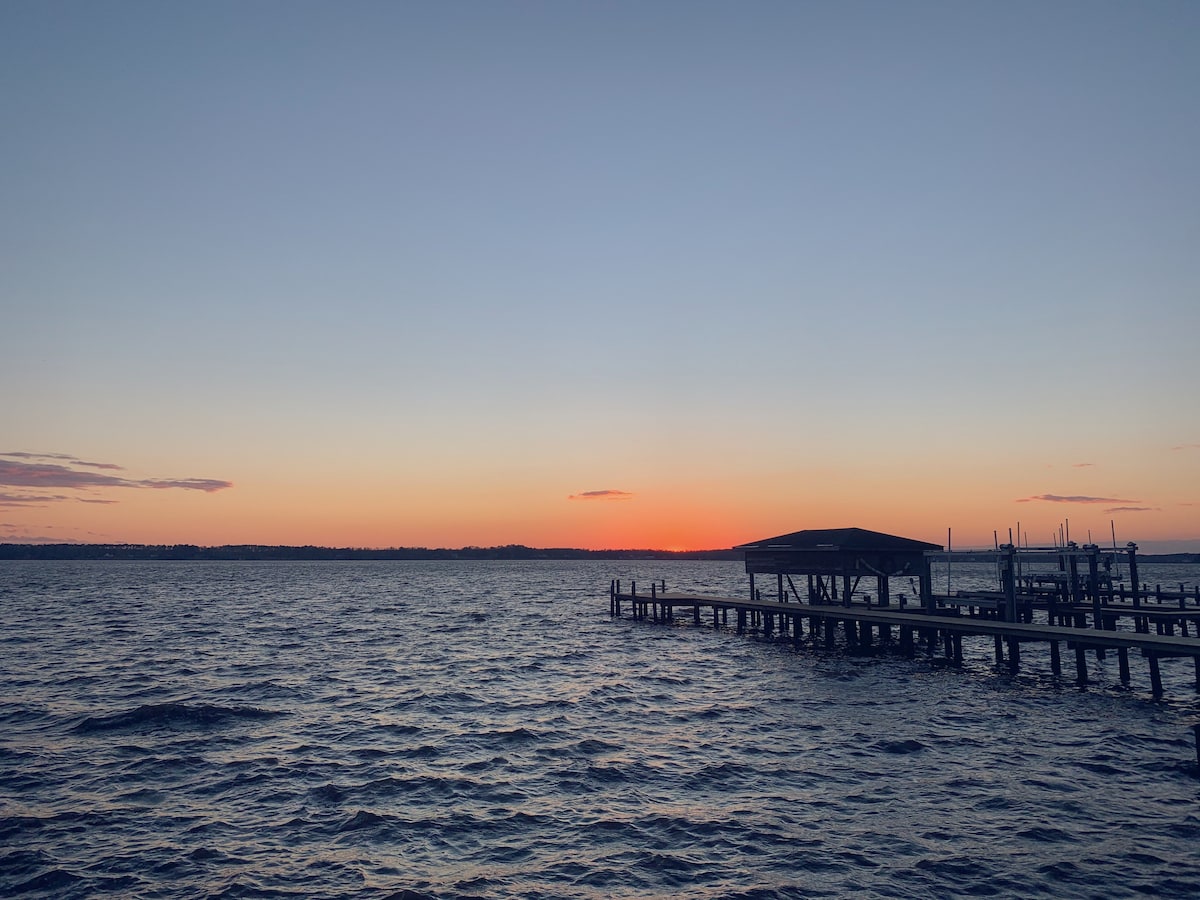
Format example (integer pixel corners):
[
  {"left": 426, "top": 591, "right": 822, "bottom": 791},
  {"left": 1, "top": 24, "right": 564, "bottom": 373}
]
[{"left": 3, "top": 560, "right": 1200, "bottom": 898}]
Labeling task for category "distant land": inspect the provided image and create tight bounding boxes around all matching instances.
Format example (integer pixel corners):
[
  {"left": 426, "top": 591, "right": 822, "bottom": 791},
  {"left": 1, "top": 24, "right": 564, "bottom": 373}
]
[
  {"left": 0, "top": 543, "right": 743, "bottom": 561},
  {"left": 0, "top": 544, "right": 1197, "bottom": 564}
]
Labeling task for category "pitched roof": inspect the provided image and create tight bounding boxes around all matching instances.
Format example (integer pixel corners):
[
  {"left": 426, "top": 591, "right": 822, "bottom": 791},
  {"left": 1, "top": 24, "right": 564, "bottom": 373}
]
[{"left": 735, "top": 527, "right": 943, "bottom": 553}]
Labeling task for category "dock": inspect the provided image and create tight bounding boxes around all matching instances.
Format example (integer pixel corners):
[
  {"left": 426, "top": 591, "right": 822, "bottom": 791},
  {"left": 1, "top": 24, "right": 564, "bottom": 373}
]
[
  {"left": 609, "top": 587, "right": 1200, "bottom": 698},
  {"left": 607, "top": 527, "right": 1200, "bottom": 701}
]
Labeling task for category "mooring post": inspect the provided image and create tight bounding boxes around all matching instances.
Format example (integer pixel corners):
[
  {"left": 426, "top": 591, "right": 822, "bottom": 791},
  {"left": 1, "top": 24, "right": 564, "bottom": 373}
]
[
  {"left": 1127, "top": 544, "right": 1141, "bottom": 609},
  {"left": 1050, "top": 640, "right": 1062, "bottom": 677},
  {"left": 1075, "top": 645, "right": 1088, "bottom": 685},
  {"left": 1148, "top": 653, "right": 1163, "bottom": 698},
  {"left": 1118, "top": 647, "right": 1131, "bottom": 685},
  {"left": 921, "top": 554, "right": 935, "bottom": 615},
  {"left": 1001, "top": 544, "right": 1017, "bottom": 623},
  {"left": 1067, "top": 550, "right": 1082, "bottom": 611}
]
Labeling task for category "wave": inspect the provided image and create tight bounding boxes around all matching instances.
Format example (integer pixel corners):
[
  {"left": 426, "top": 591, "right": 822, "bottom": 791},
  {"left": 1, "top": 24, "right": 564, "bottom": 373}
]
[{"left": 72, "top": 701, "right": 283, "bottom": 733}]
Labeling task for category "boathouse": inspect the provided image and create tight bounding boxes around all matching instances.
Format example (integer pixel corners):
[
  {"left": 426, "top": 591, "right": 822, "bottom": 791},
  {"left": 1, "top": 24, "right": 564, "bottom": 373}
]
[{"left": 735, "top": 527, "right": 943, "bottom": 610}]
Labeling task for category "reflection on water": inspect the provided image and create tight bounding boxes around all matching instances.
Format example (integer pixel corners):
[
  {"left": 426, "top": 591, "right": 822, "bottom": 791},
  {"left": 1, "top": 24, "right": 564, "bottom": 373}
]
[{"left": 1, "top": 559, "right": 1199, "bottom": 898}]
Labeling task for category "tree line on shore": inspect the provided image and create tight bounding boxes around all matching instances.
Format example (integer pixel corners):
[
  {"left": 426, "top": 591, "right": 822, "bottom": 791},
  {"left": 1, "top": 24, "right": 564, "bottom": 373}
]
[
  {"left": 0, "top": 543, "right": 743, "bottom": 561},
  {"left": 1, "top": 543, "right": 1195, "bottom": 563}
]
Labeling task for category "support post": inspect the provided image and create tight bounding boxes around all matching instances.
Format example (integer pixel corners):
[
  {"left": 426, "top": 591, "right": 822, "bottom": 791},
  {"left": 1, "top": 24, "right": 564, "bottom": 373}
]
[
  {"left": 1127, "top": 544, "right": 1141, "bottom": 609},
  {"left": 1088, "top": 545, "right": 1102, "bottom": 630},
  {"left": 1001, "top": 544, "right": 1017, "bottom": 623},
  {"left": 921, "top": 554, "right": 935, "bottom": 615},
  {"left": 1148, "top": 653, "right": 1163, "bottom": 697}
]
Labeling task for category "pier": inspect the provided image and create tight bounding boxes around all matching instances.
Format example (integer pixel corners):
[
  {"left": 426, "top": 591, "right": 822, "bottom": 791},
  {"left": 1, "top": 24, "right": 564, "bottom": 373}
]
[{"left": 609, "top": 528, "right": 1200, "bottom": 701}]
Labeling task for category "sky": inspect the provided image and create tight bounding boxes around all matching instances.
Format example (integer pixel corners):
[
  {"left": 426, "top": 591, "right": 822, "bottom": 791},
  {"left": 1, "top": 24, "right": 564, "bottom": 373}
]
[{"left": 2, "top": 1, "right": 1198, "bottom": 553}]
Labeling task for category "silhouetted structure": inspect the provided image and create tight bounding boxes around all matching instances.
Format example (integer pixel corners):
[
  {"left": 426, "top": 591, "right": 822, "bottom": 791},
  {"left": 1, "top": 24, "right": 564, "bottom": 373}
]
[{"left": 735, "top": 526, "right": 942, "bottom": 610}]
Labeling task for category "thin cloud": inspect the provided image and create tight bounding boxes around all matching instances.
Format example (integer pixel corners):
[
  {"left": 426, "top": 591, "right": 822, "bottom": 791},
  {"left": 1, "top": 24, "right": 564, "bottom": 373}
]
[
  {"left": 1016, "top": 494, "right": 1139, "bottom": 504},
  {"left": 568, "top": 489, "right": 634, "bottom": 501},
  {"left": 0, "top": 492, "right": 72, "bottom": 507},
  {"left": 142, "top": 478, "right": 232, "bottom": 492},
  {"left": 1071, "top": 462, "right": 1095, "bottom": 468},
  {"left": 1106, "top": 506, "right": 1156, "bottom": 513},
  {"left": 0, "top": 451, "right": 124, "bottom": 470},
  {"left": 0, "top": 452, "right": 232, "bottom": 499},
  {"left": 1172, "top": 444, "right": 1200, "bottom": 451}
]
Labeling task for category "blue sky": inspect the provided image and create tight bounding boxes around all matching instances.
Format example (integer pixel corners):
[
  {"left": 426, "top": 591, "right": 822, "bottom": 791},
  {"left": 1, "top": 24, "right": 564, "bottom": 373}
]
[{"left": 2, "top": 2, "right": 1198, "bottom": 550}]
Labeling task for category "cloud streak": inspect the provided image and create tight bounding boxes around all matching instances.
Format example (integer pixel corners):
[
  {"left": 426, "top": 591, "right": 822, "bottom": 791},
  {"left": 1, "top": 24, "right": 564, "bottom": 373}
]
[
  {"left": 1016, "top": 494, "right": 1140, "bottom": 505},
  {"left": 0, "top": 452, "right": 232, "bottom": 500},
  {"left": 568, "top": 489, "right": 633, "bottom": 501},
  {"left": 0, "top": 492, "right": 72, "bottom": 507},
  {"left": 1105, "top": 506, "right": 1156, "bottom": 513},
  {"left": 1, "top": 451, "right": 124, "bottom": 470}
]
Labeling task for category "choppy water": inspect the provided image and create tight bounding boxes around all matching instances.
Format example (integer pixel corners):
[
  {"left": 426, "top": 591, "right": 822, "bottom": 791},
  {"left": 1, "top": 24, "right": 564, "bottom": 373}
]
[{"left": 3, "top": 559, "right": 1200, "bottom": 899}]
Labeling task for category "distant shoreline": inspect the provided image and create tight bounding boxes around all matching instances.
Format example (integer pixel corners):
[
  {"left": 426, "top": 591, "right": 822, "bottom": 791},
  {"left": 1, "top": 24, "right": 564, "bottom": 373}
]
[
  {"left": 0, "top": 543, "right": 743, "bottom": 562},
  {"left": 1, "top": 543, "right": 1197, "bottom": 564}
]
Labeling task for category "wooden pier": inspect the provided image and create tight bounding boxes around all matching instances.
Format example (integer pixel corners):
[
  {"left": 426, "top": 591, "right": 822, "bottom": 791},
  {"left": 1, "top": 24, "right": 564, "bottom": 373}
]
[
  {"left": 609, "top": 586, "right": 1200, "bottom": 698},
  {"left": 607, "top": 528, "right": 1200, "bottom": 701}
]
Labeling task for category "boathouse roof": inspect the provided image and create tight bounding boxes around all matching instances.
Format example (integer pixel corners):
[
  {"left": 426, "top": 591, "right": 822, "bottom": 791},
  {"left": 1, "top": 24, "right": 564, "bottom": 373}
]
[{"left": 736, "top": 527, "right": 942, "bottom": 577}]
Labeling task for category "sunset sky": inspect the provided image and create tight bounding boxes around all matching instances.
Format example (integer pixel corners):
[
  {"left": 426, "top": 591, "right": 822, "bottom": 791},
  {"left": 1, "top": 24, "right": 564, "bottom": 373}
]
[{"left": 3, "top": 2, "right": 1198, "bottom": 553}]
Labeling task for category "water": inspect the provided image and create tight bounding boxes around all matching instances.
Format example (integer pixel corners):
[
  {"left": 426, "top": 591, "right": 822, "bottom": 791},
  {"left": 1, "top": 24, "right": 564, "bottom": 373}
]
[{"left": 2, "top": 559, "right": 1200, "bottom": 899}]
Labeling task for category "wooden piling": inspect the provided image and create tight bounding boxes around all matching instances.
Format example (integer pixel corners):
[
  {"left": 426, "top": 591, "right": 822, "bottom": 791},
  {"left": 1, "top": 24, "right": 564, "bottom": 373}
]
[{"left": 1148, "top": 653, "right": 1163, "bottom": 697}]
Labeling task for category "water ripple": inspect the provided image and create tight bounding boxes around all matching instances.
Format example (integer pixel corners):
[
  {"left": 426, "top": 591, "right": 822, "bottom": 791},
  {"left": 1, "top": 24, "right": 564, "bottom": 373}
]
[{"left": 2, "top": 559, "right": 1200, "bottom": 898}]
